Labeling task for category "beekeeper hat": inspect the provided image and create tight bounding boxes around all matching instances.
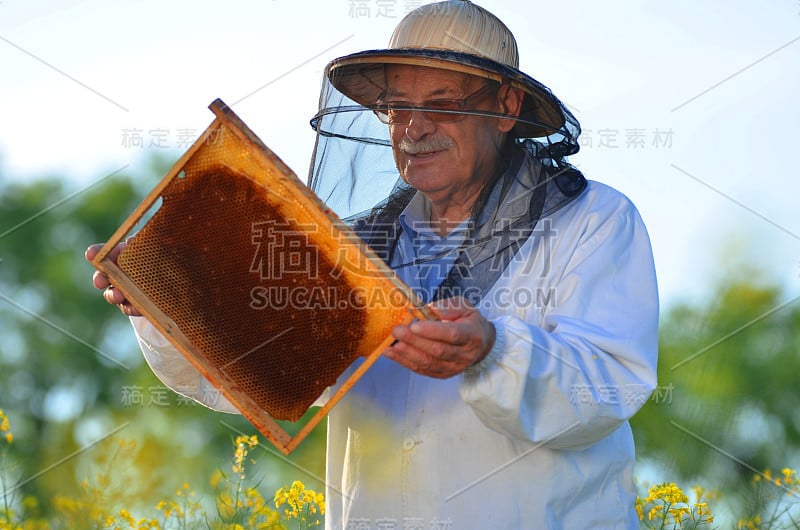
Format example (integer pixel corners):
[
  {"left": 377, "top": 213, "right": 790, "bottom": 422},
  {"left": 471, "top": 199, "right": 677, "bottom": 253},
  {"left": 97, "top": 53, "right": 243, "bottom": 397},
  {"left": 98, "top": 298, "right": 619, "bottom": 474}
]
[{"left": 325, "top": 0, "right": 566, "bottom": 138}]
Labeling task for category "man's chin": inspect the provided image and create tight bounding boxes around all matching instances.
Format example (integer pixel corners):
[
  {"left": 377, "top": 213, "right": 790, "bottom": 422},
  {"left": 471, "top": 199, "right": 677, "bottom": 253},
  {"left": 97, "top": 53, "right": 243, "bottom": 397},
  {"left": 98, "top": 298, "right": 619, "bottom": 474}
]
[{"left": 401, "top": 172, "right": 449, "bottom": 194}]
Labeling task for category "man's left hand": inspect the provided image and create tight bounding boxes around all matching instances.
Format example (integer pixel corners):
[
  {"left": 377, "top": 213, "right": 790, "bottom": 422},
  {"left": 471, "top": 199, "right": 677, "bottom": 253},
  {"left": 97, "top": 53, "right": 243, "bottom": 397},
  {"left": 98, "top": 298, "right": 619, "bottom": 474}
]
[{"left": 385, "top": 297, "right": 496, "bottom": 379}]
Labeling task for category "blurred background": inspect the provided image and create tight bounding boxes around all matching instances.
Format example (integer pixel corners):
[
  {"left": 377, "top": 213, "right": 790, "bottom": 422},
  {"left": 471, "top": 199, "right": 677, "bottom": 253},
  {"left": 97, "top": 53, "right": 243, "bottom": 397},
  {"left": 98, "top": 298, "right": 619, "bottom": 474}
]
[{"left": 1, "top": 0, "right": 799, "bottom": 526}]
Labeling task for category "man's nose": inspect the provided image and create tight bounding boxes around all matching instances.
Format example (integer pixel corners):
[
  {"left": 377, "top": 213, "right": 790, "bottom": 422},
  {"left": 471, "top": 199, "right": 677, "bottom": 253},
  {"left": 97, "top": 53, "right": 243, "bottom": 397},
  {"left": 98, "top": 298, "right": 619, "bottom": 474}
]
[{"left": 404, "top": 110, "right": 436, "bottom": 141}]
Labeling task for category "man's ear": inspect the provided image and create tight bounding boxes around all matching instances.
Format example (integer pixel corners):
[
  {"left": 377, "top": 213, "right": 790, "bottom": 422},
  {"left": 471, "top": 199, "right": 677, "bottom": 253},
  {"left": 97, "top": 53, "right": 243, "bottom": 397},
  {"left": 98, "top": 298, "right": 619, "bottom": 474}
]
[{"left": 496, "top": 85, "right": 525, "bottom": 133}]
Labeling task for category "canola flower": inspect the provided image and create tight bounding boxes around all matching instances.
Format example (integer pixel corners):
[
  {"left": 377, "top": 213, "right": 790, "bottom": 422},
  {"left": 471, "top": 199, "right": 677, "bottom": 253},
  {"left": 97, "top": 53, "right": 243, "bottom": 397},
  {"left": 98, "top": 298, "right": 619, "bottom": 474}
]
[
  {"left": 212, "top": 434, "right": 292, "bottom": 529},
  {"left": 736, "top": 468, "right": 800, "bottom": 529},
  {"left": 738, "top": 514, "right": 762, "bottom": 530},
  {"left": 273, "top": 481, "right": 325, "bottom": 528},
  {"left": 105, "top": 507, "right": 160, "bottom": 529},
  {"left": 154, "top": 481, "right": 202, "bottom": 529},
  {"left": 22, "top": 420, "right": 800, "bottom": 530},
  {"left": 232, "top": 435, "right": 258, "bottom": 475},
  {"left": 636, "top": 482, "right": 715, "bottom": 529},
  {"left": 0, "top": 410, "right": 12, "bottom": 445},
  {"left": 1, "top": 410, "right": 15, "bottom": 528},
  {"left": 754, "top": 468, "right": 800, "bottom": 494}
]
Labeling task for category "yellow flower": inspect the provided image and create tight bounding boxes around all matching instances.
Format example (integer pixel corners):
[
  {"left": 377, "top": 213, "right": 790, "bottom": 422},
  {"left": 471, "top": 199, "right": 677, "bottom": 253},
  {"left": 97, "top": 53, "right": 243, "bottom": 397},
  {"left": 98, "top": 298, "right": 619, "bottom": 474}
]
[
  {"left": 234, "top": 434, "right": 258, "bottom": 448},
  {"left": 647, "top": 504, "right": 664, "bottom": 521},
  {"left": 636, "top": 481, "right": 718, "bottom": 529},
  {"left": 216, "top": 491, "right": 236, "bottom": 520},
  {"left": 210, "top": 469, "right": 224, "bottom": 490},
  {"left": 231, "top": 435, "right": 259, "bottom": 475},
  {"left": 274, "top": 481, "right": 325, "bottom": 524},
  {"left": 756, "top": 467, "right": 800, "bottom": 489},
  {"left": 634, "top": 501, "right": 644, "bottom": 521},
  {"left": 21, "top": 496, "right": 39, "bottom": 512},
  {"left": 0, "top": 409, "right": 12, "bottom": 445},
  {"left": 738, "top": 514, "right": 761, "bottom": 530},
  {"left": 643, "top": 482, "right": 688, "bottom": 505},
  {"left": 117, "top": 508, "right": 136, "bottom": 527},
  {"left": 668, "top": 505, "right": 690, "bottom": 524}
]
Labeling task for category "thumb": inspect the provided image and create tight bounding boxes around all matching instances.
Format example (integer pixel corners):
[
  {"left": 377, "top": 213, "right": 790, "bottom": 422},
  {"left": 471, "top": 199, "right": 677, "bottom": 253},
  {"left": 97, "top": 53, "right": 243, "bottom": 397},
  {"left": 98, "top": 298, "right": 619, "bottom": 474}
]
[{"left": 427, "top": 296, "right": 476, "bottom": 321}]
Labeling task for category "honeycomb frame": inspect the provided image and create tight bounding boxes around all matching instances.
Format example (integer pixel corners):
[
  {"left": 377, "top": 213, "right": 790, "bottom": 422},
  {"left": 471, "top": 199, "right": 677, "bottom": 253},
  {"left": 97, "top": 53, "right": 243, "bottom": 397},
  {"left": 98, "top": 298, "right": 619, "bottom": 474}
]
[{"left": 92, "top": 99, "right": 428, "bottom": 454}]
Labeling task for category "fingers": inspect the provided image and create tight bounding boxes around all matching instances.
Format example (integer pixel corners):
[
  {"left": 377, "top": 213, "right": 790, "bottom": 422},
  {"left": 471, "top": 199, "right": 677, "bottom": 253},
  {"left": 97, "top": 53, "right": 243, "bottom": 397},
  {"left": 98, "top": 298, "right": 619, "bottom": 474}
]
[
  {"left": 85, "top": 238, "right": 132, "bottom": 265},
  {"left": 385, "top": 337, "right": 461, "bottom": 379},
  {"left": 92, "top": 269, "right": 110, "bottom": 289},
  {"left": 393, "top": 320, "right": 474, "bottom": 361},
  {"left": 385, "top": 295, "right": 496, "bottom": 377},
  {"left": 102, "top": 285, "right": 142, "bottom": 316},
  {"left": 117, "top": 300, "right": 142, "bottom": 317},
  {"left": 87, "top": 240, "right": 129, "bottom": 291},
  {"left": 84, "top": 243, "right": 103, "bottom": 262},
  {"left": 102, "top": 284, "right": 128, "bottom": 305},
  {"left": 386, "top": 309, "right": 494, "bottom": 378},
  {"left": 86, "top": 240, "right": 141, "bottom": 316}
]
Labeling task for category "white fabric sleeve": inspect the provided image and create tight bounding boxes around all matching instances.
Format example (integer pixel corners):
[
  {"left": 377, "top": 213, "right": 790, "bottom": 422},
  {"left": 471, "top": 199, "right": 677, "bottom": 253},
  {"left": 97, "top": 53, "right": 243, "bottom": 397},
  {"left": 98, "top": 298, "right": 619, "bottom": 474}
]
[
  {"left": 130, "top": 316, "right": 240, "bottom": 413},
  {"left": 459, "top": 190, "right": 659, "bottom": 450}
]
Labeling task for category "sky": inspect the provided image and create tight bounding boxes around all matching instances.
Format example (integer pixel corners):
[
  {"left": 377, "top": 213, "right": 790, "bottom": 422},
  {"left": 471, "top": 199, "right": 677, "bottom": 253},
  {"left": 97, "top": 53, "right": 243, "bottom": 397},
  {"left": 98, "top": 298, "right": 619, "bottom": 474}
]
[{"left": 1, "top": 0, "right": 799, "bottom": 310}]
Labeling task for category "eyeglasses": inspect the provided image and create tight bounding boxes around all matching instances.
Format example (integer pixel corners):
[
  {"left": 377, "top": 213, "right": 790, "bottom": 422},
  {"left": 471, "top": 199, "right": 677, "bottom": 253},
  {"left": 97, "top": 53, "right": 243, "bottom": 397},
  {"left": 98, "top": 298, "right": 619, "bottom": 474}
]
[{"left": 371, "top": 83, "right": 498, "bottom": 125}]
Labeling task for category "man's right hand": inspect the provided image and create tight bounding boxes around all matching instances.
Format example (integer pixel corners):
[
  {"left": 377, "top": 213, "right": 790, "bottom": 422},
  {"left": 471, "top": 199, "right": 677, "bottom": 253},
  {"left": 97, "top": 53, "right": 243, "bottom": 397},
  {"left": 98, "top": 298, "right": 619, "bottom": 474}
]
[{"left": 85, "top": 239, "right": 142, "bottom": 316}]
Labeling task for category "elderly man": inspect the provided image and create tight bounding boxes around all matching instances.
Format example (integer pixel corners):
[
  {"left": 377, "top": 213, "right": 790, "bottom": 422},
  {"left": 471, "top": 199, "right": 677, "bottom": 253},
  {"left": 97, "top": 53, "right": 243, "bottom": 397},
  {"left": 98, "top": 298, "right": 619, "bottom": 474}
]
[{"left": 87, "top": 1, "right": 658, "bottom": 528}]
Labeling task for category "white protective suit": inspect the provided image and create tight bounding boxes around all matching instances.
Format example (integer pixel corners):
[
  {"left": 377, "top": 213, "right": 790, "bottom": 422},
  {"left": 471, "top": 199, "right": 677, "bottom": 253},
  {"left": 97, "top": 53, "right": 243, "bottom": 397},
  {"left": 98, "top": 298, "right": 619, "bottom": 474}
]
[{"left": 131, "top": 159, "right": 658, "bottom": 528}]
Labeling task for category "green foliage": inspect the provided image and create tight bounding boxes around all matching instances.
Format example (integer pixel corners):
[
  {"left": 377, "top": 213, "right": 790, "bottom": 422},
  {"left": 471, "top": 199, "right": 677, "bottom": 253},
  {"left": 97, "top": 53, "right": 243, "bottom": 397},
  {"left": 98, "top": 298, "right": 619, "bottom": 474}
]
[
  {"left": 1, "top": 173, "right": 145, "bottom": 501},
  {"left": 633, "top": 276, "right": 800, "bottom": 499}
]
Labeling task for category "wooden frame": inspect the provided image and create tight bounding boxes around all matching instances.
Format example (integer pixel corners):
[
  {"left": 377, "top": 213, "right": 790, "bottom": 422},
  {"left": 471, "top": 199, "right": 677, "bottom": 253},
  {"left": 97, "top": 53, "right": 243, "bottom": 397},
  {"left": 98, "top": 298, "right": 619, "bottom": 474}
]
[{"left": 93, "top": 99, "right": 428, "bottom": 454}]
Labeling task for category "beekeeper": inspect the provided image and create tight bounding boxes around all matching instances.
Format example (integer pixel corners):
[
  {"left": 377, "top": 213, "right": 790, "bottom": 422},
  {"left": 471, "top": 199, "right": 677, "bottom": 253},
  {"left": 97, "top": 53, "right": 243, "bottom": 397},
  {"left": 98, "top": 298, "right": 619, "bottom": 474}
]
[{"left": 88, "top": 1, "right": 658, "bottom": 527}]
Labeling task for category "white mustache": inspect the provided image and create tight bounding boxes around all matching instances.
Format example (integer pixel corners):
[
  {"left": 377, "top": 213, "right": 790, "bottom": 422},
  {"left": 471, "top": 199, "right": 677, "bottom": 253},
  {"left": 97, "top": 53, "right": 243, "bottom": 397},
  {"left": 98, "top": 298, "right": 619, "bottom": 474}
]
[{"left": 398, "top": 136, "right": 455, "bottom": 154}]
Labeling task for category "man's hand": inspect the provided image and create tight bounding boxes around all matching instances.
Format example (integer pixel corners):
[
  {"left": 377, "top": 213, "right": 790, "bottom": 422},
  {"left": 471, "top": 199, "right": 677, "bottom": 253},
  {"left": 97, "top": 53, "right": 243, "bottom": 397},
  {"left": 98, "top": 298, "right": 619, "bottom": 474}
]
[
  {"left": 385, "top": 296, "right": 496, "bottom": 379},
  {"left": 84, "top": 238, "right": 141, "bottom": 316}
]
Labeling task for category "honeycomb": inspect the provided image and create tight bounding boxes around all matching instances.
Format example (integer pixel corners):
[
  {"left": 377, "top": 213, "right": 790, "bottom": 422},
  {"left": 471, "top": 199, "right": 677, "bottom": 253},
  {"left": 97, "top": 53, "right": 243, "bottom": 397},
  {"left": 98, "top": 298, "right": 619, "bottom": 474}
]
[{"left": 107, "top": 101, "right": 421, "bottom": 425}]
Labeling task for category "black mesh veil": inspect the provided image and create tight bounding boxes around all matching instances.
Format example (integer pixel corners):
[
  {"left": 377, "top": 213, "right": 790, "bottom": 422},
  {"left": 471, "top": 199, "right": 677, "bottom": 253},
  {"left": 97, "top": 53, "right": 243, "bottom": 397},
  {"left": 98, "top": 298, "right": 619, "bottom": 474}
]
[
  {"left": 308, "top": 83, "right": 399, "bottom": 220},
  {"left": 307, "top": 60, "right": 587, "bottom": 305}
]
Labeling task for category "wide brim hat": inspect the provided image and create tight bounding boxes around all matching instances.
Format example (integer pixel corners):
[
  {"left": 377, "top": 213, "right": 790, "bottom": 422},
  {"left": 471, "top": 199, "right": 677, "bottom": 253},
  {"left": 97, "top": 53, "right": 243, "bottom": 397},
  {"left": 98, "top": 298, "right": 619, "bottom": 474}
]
[{"left": 325, "top": 0, "right": 566, "bottom": 139}]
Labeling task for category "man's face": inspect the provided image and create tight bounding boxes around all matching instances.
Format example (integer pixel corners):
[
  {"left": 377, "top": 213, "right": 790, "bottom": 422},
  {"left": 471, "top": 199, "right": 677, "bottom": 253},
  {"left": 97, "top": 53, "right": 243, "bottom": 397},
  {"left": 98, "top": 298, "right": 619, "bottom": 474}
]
[{"left": 383, "top": 65, "right": 512, "bottom": 207}]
